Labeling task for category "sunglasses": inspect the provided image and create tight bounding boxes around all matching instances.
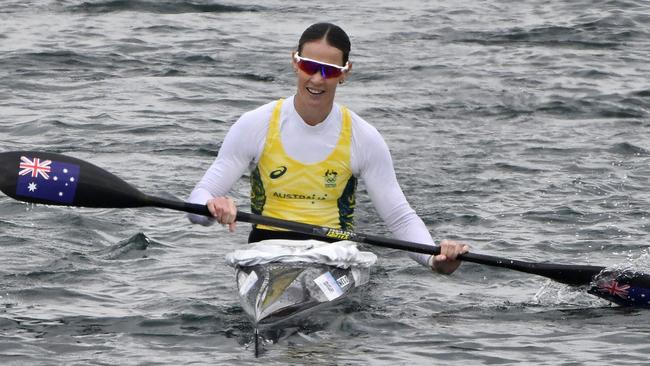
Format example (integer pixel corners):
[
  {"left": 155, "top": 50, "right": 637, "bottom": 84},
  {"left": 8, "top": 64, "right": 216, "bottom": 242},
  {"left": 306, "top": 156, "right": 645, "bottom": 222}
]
[{"left": 293, "top": 53, "right": 349, "bottom": 79}]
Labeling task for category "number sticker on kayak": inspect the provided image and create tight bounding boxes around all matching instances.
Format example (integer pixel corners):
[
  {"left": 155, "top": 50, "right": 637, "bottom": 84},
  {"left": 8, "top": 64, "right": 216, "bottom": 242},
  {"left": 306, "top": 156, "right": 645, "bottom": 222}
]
[
  {"left": 314, "top": 272, "right": 343, "bottom": 301},
  {"left": 336, "top": 275, "right": 350, "bottom": 288}
]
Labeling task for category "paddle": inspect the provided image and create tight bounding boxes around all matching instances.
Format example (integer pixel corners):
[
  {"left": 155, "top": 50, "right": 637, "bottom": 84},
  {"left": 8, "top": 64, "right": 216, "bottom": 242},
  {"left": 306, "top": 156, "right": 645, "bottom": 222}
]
[{"left": 1, "top": 150, "right": 650, "bottom": 307}]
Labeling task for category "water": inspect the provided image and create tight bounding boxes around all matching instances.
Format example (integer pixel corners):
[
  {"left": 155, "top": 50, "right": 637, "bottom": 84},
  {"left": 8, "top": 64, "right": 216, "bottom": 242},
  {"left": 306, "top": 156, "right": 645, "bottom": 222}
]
[{"left": 2, "top": 0, "right": 650, "bottom": 364}]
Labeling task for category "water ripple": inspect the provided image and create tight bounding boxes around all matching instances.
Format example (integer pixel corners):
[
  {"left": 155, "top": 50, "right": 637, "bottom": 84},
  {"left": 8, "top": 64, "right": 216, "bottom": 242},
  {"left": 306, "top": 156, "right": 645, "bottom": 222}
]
[{"left": 65, "top": 0, "right": 264, "bottom": 14}]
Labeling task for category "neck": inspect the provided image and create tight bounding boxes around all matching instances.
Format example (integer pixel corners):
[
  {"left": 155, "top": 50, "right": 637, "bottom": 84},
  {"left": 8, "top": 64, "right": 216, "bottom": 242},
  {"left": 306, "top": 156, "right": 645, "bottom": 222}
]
[{"left": 293, "top": 98, "right": 332, "bottom": 126}]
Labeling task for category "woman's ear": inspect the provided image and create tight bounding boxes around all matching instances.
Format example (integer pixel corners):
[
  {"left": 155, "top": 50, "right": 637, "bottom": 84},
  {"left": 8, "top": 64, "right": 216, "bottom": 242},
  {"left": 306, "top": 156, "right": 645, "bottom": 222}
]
[{"left": 340, "top": 61, "right": 352, "bottom": 84}]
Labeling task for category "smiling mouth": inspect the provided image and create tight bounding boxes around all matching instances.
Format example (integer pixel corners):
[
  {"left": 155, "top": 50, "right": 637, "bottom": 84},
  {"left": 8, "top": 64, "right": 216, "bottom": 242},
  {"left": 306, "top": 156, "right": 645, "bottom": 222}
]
[{"left": 306, "top": 87, "right": 324, "bottom": 95}]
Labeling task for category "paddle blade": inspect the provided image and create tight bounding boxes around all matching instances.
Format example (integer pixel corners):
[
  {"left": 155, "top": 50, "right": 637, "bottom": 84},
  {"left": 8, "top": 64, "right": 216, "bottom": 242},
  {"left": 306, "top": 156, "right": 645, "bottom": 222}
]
[
  {"left": 0, "top": 151, "right": 148, "bottom": 208},
  {"left": 589, "top": 270, "right": 650, "bottom": 307}
]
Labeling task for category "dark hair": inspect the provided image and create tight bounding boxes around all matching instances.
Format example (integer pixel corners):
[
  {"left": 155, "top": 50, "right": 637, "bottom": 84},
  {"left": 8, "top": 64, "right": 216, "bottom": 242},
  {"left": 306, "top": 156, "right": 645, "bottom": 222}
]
[{"left": 297, "top": 23, "right": 351, "bottom": 64}]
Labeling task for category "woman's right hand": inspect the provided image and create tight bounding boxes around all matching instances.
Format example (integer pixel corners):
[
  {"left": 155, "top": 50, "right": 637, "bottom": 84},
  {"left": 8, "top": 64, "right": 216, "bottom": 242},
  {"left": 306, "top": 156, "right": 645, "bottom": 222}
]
[{"left": 206, "top": 196, "right": 237, "bottom": 232}]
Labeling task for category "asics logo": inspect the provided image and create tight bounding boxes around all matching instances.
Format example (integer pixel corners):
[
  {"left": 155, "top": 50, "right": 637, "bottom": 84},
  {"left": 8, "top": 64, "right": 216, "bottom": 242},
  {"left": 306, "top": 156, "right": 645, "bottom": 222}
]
[{"left": 269, "top": 166, "right": 287, "bottom": 179}]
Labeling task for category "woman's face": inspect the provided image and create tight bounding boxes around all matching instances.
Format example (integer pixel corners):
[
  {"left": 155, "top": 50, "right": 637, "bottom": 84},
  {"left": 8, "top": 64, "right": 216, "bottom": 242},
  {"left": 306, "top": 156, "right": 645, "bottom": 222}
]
[{"left": 292, "top": 39, "right": 350, "bottom": 121}]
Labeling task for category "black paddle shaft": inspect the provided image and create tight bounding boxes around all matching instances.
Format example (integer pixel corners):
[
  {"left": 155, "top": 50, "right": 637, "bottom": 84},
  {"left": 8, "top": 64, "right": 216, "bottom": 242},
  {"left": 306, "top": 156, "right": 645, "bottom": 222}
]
[
  {"left": 0, "top": 150, "right": 611, "bottom": 288},
  {"left": 232, "top": 210, "right": 605, "bottom": 286}
]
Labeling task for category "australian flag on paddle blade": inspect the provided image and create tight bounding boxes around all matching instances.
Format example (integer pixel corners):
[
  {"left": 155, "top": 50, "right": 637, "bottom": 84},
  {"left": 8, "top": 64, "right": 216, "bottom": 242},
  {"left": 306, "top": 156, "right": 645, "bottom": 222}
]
[{"left": 15, "top": 156, "right": 80, "bottom": 204}]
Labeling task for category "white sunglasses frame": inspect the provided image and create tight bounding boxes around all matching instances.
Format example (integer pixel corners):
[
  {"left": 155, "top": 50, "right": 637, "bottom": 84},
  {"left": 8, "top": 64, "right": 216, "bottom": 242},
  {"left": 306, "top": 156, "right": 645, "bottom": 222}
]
[{"left": 293, "top": 53, "right": 350, "bottom": 75}]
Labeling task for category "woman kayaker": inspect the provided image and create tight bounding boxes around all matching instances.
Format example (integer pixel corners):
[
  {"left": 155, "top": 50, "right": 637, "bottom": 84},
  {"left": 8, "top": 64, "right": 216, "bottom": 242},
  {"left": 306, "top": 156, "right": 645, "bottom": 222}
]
[{"left": 187, "top": 22, "right": 468, "bottom": 274}]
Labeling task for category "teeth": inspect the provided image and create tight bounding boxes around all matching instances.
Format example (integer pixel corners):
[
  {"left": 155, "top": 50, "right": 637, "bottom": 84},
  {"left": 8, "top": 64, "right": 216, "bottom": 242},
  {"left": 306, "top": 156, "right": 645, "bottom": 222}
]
[{"left": 307, "top": 87, "right": 324, "bottom": 95}]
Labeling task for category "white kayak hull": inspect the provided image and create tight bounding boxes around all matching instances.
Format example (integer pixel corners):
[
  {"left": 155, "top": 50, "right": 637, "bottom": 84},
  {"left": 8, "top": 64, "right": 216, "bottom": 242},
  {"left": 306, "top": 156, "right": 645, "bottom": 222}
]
[
  {"left": 236, "top": 262, "right": 369, "bottom": 326},
  {"left": 226, "top": 239, "right": 376, "bottom": 327}
]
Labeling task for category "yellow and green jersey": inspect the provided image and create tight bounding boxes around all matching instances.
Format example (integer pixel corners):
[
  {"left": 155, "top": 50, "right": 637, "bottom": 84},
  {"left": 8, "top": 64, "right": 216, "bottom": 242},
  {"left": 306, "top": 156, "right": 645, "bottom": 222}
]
[{"left": 250, "top": 99, "right": 357, "bottom": 231}]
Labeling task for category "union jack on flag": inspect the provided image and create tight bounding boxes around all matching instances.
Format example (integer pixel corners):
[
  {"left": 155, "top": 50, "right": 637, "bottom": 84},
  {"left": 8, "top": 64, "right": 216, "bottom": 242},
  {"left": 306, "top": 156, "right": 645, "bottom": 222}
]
[
  {"left": 597, "top": 280, "right": 630, "bottom": 299},
  {"left": 19, "top": 156, "right": 52, "bottom": 179}
]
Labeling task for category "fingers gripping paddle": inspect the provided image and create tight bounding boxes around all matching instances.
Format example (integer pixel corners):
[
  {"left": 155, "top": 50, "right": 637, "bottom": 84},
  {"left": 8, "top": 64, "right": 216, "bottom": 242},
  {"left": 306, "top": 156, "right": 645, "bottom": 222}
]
[{"left": 2, "top": 150, "right": 650, "bottom": 307}]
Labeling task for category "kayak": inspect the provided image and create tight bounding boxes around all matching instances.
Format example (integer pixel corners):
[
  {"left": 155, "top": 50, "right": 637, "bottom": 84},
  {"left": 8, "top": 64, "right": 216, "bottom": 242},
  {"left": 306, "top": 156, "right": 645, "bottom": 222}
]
[{"left": 225, "top": 239, "right": 377, "bottom": 327}]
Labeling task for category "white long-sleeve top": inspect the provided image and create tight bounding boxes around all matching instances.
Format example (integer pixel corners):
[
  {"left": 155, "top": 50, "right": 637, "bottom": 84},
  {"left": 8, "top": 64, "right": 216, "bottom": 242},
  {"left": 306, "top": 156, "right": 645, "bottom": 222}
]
[{"left": 188, "top": 96, "right": 434, "bottom": 266}]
